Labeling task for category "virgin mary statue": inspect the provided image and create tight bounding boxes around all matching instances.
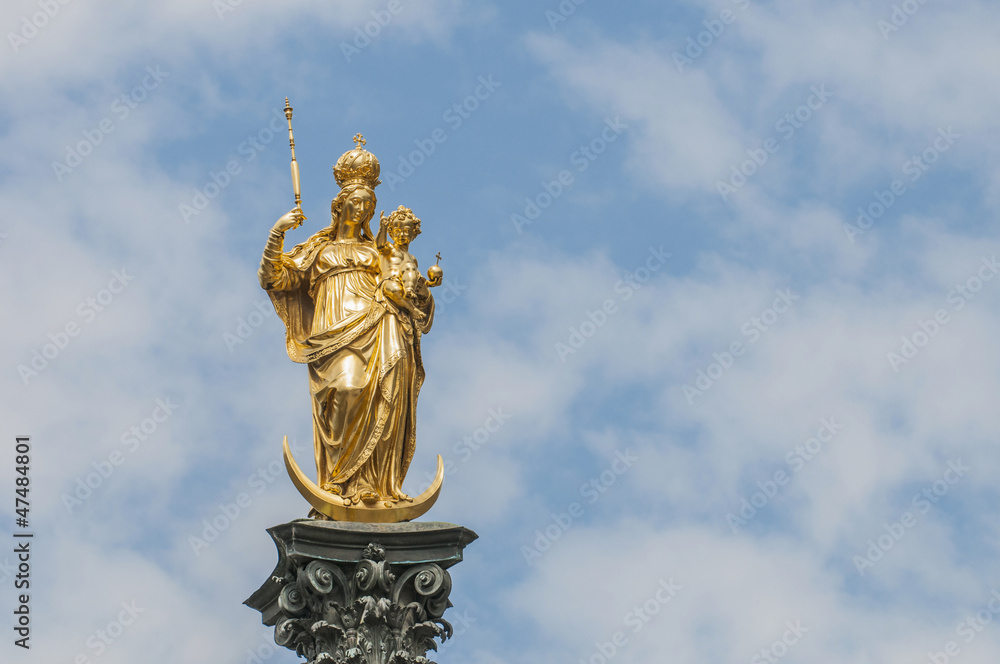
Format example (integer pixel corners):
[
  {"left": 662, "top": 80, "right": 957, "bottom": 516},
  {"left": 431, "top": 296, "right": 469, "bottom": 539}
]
[{"left": 258, "top": 138, "right": 435, "bottom": 508}]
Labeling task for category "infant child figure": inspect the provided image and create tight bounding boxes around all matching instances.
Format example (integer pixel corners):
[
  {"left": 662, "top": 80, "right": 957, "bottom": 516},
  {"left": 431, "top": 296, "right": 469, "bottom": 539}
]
[{"left": 376, "top": 206, "right": 441, "bottom": 322}]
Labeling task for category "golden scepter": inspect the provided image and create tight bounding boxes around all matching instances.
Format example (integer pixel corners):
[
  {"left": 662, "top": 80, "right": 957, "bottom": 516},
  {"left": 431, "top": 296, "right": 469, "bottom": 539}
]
[{"left": 284, "top": 97, "right": 305, "bottom": 222}]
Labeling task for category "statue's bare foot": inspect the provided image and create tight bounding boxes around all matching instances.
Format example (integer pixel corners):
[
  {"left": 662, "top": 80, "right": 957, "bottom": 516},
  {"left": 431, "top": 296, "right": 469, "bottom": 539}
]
[
  {"left": 321, "top": 481, "right": 343, "bottom": 494},
  {"left": 382, "top": 493, "right": 412, "bottom": 506}
]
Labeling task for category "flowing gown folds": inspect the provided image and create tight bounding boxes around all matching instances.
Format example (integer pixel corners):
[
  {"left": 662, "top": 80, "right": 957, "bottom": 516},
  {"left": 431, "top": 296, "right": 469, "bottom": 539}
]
[{"left": 260, "top": 234, "right": 432, "bottom": 502}]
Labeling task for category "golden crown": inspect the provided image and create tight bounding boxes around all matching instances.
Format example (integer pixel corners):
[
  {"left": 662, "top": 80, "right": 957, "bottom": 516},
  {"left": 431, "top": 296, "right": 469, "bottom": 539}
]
[{"left": 333, "top": 133, "right": 381, "bottom": 189}]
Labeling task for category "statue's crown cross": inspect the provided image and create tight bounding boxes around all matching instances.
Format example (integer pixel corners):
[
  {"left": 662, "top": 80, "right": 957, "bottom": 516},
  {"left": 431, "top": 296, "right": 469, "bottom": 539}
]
[{"left": 353, "top": 133, "right": 366, "bottom": 149}]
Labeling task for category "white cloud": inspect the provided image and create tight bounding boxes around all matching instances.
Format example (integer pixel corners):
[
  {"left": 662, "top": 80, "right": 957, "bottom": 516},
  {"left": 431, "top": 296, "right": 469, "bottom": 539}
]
[{"left": 526, "top": 32, "right": 744, "bottom": 194}]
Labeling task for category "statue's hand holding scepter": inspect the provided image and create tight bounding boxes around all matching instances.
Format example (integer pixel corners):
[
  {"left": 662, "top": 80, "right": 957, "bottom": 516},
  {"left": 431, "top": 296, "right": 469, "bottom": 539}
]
[
  {"left": 260, "top": 98, "right": 306, "bottom": 279},
  {"left": 272, "top": 208, "right": 305, "bottom": 233},
  {"left": 276, "top": 97, "right": 306, "bottom": 233}
]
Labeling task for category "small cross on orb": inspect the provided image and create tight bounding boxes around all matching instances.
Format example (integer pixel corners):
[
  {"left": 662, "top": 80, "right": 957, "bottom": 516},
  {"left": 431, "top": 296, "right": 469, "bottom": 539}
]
[{"left": 353, "top": 133, "right": 366, "bottom": 148}]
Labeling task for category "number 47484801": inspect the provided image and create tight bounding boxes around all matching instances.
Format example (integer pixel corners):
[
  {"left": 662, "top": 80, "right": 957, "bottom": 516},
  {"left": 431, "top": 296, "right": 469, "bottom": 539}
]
[{"left": 15, "top": 458, "right": 29, "bottom": 521}]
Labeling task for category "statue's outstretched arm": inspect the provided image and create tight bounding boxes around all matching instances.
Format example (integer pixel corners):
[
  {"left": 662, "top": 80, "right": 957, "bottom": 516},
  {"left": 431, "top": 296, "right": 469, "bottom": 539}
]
[{"left": 259, "top": 209, "right": 305, "bottom": 291}]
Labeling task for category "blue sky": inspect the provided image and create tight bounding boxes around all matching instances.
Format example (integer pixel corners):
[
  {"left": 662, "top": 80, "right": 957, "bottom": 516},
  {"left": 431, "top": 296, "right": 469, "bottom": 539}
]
[{"left": 3, "top": 1, "right": 1000, "bottom": 663}]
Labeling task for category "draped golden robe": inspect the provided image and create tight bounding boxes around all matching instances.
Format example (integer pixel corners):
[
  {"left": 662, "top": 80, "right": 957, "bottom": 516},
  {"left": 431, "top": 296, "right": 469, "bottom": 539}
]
[{"left": 259, "top": 231, "right": 433, "bottom": 503}]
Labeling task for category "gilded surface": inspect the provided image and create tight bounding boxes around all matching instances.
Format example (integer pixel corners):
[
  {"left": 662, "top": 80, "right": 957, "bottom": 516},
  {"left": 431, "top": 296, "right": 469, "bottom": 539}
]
[{"left": 260, "top": 131, "right": 443, "bottom": 521}]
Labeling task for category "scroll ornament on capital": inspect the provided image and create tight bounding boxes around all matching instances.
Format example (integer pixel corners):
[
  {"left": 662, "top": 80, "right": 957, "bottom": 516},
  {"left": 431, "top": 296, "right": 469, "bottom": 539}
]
[{"left": 270, "top": 543, "right": 455, "bottom": 664}]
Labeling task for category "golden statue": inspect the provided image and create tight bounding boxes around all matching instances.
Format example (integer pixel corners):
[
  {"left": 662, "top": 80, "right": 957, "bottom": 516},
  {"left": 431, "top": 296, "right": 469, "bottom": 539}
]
[{"left": 260, "top": 111, "right": 444, "bottom": 523}]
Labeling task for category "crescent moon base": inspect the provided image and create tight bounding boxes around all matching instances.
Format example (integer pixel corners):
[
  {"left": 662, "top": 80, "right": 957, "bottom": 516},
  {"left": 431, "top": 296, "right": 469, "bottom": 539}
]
[{"left": 282, "top": 436, "right": 445, "bottom": 523}]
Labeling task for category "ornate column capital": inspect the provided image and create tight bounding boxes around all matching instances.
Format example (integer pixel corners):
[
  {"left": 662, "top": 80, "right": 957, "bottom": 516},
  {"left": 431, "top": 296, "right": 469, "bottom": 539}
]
[{"left": 246, "top": 520, "right": 477, "bottom": 664}]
